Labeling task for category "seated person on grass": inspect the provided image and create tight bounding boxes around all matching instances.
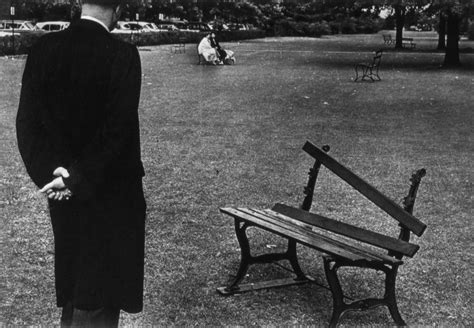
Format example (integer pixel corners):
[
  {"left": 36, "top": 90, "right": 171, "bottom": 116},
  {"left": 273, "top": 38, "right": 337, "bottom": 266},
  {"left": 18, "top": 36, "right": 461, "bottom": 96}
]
[
  {"left": 210, "top": 33, "right": 228, "bottom": 62},
  {"left": 198, "top": 33, "right": 219, "bottom": 65}
]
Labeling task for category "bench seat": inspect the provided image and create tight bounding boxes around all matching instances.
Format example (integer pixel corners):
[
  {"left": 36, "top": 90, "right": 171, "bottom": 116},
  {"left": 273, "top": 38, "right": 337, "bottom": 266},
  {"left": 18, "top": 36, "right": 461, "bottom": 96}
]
[
  {"left": 221, "top": 207, "right": 404, "bottom": 266},
  {"left": 402, "top": 37, "right": 416, "bottom": 48}
]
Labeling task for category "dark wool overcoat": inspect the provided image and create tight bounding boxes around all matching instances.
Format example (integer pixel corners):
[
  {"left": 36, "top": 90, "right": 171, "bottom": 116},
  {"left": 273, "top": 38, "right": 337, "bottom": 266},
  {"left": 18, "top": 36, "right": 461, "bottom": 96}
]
[{"left": 16, "top": 19, "right": 146, "bottom": 313}]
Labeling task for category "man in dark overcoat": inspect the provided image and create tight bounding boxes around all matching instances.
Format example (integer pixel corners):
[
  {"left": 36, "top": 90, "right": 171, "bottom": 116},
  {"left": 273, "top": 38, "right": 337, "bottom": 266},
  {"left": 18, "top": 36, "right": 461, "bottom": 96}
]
[{"left": 16, "top": 0, "right": 146, "bottom": 326}]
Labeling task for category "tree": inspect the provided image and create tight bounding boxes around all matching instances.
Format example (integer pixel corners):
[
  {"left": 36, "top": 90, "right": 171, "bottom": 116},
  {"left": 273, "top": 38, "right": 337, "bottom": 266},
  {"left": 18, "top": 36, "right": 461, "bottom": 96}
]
[
  {"left": 431, "top": 0, "right": 472, "bottom": 66},
  {"left": 70, "top": 0, "right": 81, "bottom": 22},
  {"left": 393, "top": 3, "right": 407, "bottom": 48},
  {"left": 380, "top": 1, "right": 433, "bottom": 48},
  {"left": 437, "top": 11, "right": 447, "bottom": 49},
  {"left": 375, "top": 0, "right": 470, "bottom": 65}
]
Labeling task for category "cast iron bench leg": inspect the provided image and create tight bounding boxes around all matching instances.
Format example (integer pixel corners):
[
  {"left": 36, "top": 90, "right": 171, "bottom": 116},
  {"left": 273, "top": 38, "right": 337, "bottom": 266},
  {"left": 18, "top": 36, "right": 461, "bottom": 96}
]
[
  {"left": 323, "top": 256, "right": 407, "bottom": 327},
  {"left": 217, "top": 218, "right": 314, "bottom": 295},
  {"left": 355, "top": 64, "right": 365, "bottom": 81},
  {"left": 287, "top": 239, "right": 307, "bottom": 281},
  {"left": 355, "top": 64, "right": 371, "bottom": 82},
  {"left": 324, "top": 257, "right": 345, "bottom": 328},
  {"left": 225, "top": 219, "right": 252, "bottom": 292},
  {"left": 385, "top": 266, "right": 406, "bottom": 326}
]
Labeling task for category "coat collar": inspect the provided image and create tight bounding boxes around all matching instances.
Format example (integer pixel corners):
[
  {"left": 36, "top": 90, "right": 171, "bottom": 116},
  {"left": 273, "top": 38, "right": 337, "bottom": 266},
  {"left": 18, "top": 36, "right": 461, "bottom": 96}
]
[
  {"left": 80, "top": 16, "right": 110, "bottom": 32},
  {"left": 70, "top": 18, "right": 110, "bottom": 35}
]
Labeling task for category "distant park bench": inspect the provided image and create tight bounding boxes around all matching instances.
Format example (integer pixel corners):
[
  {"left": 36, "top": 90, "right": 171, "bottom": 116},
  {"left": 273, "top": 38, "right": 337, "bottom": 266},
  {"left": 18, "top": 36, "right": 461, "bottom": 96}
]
[
  {"left": 382, "top": 34, "right": 393, "bottom": 45},
  {"left": 382, "top": 35, "right": 416, "bottom": 49},
  {"left": 170, "top": 37, "right": 186, "bottom": 54},
  {"left": 402, "top": 37, "right": 417, "bottom": 49},
  {"left": 354, "top": 49, "right": 383, "bottom": 82},
  {"left": 218, "top": 141, "right": 427, "bottom": 327}
]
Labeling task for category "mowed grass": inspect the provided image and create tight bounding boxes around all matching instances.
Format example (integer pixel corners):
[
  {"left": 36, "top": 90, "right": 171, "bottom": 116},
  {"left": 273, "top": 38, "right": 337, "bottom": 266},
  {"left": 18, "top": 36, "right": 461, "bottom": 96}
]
[{"left": 1, "top": 32, "right": 473, "bottom": 326}]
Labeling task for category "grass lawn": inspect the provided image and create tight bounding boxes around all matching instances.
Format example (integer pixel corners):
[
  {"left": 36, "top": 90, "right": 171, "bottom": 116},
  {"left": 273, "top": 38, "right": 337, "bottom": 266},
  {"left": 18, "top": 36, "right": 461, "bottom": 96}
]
[{"left": 1, "top": 32, "right": 473, "bottom": 326}]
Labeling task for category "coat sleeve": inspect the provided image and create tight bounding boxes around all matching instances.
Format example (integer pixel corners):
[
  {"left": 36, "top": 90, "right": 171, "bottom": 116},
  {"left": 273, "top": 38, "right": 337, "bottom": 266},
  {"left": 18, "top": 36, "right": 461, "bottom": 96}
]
[
  {"left": 63, "top": 44, "right": 142, "bottom": 200},
  {"left": 16, "top": 46, "right": 69, "bottom": 189}
]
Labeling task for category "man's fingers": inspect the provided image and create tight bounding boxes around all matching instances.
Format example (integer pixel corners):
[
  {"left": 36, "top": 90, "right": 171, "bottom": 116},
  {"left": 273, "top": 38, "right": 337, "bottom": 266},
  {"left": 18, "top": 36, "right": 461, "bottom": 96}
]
[
  {"left": 40, "top": 181, "right": 56, "bottom": 193},
  {"left": 53, "top": 167, "right": 70, "bottom": 178},
  {"left": 40, "top": 177, "right": 65, "bottom": 194},
  {"left": 58, "top": 191, "right": 67, "bottom": 201}
]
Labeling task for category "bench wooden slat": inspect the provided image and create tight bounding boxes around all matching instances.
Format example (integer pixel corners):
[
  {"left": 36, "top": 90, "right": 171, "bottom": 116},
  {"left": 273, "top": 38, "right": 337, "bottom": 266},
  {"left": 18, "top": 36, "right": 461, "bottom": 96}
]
[
  {"left": 253, "top": 209, "right": 405, "bottom": 264},
  {"left": 253, "top": 209, "right": 404, "bottom": 264},
  {"left": 239, "top": 207, "right": 392, "bottom": 264},
  {"left": 302, "top": 141, "right": 427, "bottom": 237},
  {"left": 220, "top": 207, "right": 363, "bottom": 262},
  {"left": 244, "top": 208, "right": 403, "bottom": 265},
  {"left": 271, "top": 204, "right": 420, "bottom": 257},
  {"left": 220, "top": 207, "right": 402, "bottom": 265}
]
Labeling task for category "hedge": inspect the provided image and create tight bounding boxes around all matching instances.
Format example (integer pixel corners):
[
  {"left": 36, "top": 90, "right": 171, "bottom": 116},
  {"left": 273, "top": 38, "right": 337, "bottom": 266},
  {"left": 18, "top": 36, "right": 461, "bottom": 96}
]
[
  {"left": 272, "top": 17, "right": 383, "bottom": 37},
  {"left": 0, "top": 31, "right": 47, "bottom": 56},
  {"left": 273, "top": 19, "right": 331, "bottom": 37},
  {"left": 0, "top": 29, "right": 266, "bottom": 56}
]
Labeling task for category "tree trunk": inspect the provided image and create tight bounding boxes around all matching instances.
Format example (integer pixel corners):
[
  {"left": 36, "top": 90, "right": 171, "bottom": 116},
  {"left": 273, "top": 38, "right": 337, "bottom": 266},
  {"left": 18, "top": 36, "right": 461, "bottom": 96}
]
[
  {"left": 443, "top": 10, "right": 461, "bottom": 67},
  {"left": 394, "top": 5, "right": 405, "bottom": 49},
  {"left": 70, "top": 0, "right": 81, "bottom": 22},
  {"left": 437, "top": 12, "right": 446, "bottom": 50}
]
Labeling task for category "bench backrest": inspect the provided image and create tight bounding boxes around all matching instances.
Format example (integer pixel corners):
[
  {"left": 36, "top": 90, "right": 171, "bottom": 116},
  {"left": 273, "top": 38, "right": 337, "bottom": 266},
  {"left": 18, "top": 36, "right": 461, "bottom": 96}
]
[
  {"left": 373, "top": 50, "right": 383, "bottom": 68},
  {"left": 301, "top": 141, "right": 427, "bottom": 238}
]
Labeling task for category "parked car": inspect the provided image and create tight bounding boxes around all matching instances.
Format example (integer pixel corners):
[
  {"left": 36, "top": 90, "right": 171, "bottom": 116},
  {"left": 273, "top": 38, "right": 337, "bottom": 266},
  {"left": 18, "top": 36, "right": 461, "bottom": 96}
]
[
  {"left": 208, "top": 21, "right": 229, "bottom": 31},
  {"left": 156, "top": 23, "right": 179, "bottom": 31},
  {"left": 187, "top": 22, "right": 213, "bottom": 32},
  {"left": 112, "top": 21, "right": 160, "bottom": 34},
  {"left": 0, "top": 20, "right": 36, "bottom": 32},
  {"left": 112, "top": 21, "right": 146, "bottom": 34},
  {"left": 228, "top": 23, "right": 247, "bottom": 31},
  {"left": 36, "top": 21, "right": 70, "bottom": 32},
  {"left": 0, "top": 31, "right": 15, "bottom": 37},
  {"left": 136, "top": 21, "right": 160, "bottom": 32},
  {"left": 246, "top": 24, "right": 258, "bottom": 30},
  {"left": 174, "top": 22, "right": 212, "bottom": 32},
  {"left": 173, "top": 22, "right": 191, "bottom": 31}
]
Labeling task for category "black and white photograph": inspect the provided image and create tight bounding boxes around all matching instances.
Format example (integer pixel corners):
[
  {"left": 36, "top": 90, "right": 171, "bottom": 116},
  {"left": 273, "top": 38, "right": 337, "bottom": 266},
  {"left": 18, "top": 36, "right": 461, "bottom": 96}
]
[{"left": 1, "top": 0, "right": 473, "bottom": 326}]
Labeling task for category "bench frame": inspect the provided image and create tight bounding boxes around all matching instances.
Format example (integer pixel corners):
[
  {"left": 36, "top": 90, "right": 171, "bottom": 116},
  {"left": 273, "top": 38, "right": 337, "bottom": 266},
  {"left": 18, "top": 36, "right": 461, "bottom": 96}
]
[
  {"left": 382, "top": 34, "right": 393, "bottom": 45},
  {"left": 171, "top": 38, "right": 186, "bottom": 54},
  {"left": 402, "top": 37, "right": 416, "bottom": 49},
  {"left": 354, "top": 50, "right": 383, "bottom": 82},
  {"left": 218, "top": 142, "right": 427, "bottom": 327}
]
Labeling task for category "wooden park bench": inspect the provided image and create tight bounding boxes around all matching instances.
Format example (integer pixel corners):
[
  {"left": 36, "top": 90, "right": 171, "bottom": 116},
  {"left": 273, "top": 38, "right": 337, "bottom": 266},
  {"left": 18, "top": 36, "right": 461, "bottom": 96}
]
[
  {"left": 402, "top": 37, "right": 416, "bottom": 49},
  {"left": 382, "top": 34, "right": 393, "bottom": 45},
  {"left": 171, "top": 37, "right": 186, "bottom": 54},
  {"left": 354, "top": 49, "right": 383, "bottom": 82},
  {"left": 218, "top": 141, "right": 427, "bottom": 327}
]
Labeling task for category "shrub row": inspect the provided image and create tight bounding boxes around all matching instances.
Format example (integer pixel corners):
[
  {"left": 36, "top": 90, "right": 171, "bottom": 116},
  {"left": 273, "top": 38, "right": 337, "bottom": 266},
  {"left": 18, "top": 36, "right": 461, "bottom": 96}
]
[
  {"left": 273, "top": 20, "right": 331, "bottom": 37},
  {"left": 113, "top": 29, "right": 266, "bottom": 46},
  {"left": 0, "top": 32, "right": 47, "bottom": 56},
  {"left": 0, "top": 30, "right": 266, "bottom": 56},
  {"left": 273, "top": 17, "right": 384, "bottom": 37}
]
